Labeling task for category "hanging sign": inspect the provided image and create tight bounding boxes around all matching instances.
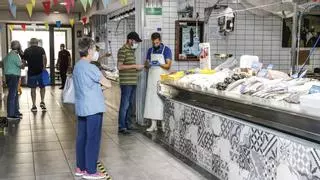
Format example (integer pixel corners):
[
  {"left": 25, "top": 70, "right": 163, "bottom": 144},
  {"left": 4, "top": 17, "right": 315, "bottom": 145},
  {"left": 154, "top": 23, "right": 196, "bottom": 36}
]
[
  {"left": 82, "top": 17, "right": 87, "bottom": 25},
  {"left": 120, "top": 0, "right": 128, "bottom": 6},
  {"left": 26, "top": 3, "right": 33, "bottom": 18},
  {"left": 8, "top": 24, "right": 14, "bottom": 31},
  {"left": 88, "top": 0, "right": 93, "bottom": 7},
  {"left": 70, "top": 0, "right": 75, "bottom": 7},
  {"left": 80, "top": 0, "right": 88, "bottom": 12},
  {"left": 21, "top": 24, "right": 27, "bottom": 31},
  {"left": 9, "top": 3, "right": 17, "bottom": 18},
  {"left": 69, "top": 18, "right": 75, "bottom": 27},
  {"left": 56, "top": 21, "right": 62, "bottom": 28},
  {"left": 53, "top": 0, "right": 59, "bottom": 6},
  {"left": 44, "top": 22, "right": 49, "bottom": 30},
  {"left": 42, "top": 1, "right": 51, "bottom": 15},
  {"left": 31, "top": 0, "right": 36, "bottom": 7},
  {"left": 102, "top": 0, "right": 110, "bottom": 8},
  {"left": 8, "top": 0, "right": 13, "bottom": 6},
  {"left": 65, "top": 1, "right": 71, "bottom": 14}
]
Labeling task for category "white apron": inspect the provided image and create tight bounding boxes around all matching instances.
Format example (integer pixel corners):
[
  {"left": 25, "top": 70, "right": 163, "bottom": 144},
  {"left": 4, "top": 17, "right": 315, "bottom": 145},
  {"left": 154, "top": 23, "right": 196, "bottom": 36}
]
[{"left": 144, "top": 47, "right": 168, "bottom": 120}]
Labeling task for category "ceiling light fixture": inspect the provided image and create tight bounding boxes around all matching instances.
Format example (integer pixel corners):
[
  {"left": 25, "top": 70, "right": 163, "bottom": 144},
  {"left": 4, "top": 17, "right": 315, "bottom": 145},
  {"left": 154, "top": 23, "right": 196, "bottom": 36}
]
[{"left": 60, "top": 2, "right": 67, "bottom": 5}]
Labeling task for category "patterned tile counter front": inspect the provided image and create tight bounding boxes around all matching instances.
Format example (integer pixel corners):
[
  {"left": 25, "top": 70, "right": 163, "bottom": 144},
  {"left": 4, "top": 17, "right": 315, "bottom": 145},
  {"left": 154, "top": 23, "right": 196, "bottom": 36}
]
[{"left": 162, "top": 99, "right": 320, "bottom": 180}]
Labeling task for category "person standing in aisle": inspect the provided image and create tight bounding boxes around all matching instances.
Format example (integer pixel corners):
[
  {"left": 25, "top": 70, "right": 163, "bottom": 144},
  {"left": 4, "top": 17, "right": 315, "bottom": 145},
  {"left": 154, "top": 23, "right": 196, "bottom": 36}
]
[
  {"left": 117, "top": 32, "right": 144, "bottom": 135},
  {"left": 24, "top": 38, "right": 47, "bottom": 112},
  {"left": 3, "top": 41, "right": 24, "bottom": 120},
  {"left": 73, "top": 37, "right": 111, "bottom": 180},
  {"left": 144, "top": 32, "right": 172, "bottom": 132},
  {"left": 56, "top": 44, "right": 71, "bottom": 89}
]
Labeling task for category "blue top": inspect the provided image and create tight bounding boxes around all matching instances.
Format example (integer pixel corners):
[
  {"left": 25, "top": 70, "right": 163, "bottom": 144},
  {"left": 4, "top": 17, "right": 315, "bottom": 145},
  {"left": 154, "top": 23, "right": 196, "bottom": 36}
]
[
  {"left": 146, "top": 43, "right": 172, "bottom": 62},
  {"left": 73, "top": 59, "right": 105, "bottom": 117}
]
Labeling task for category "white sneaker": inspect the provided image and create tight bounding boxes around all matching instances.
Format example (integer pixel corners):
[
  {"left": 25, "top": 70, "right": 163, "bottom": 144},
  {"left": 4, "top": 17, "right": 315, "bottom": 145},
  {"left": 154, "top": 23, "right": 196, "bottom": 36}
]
[
  {"left": 82, "top": 172, "right": 106, "bottom": 179},
  {"left": 146, "top": 120, "right": 158, "bottom": 132},
  {"left": 74, "top": 168, "right": 86, "bottom": 177},
  {"left": 146, "top": 126, "right": 157, "bottom": 132}
]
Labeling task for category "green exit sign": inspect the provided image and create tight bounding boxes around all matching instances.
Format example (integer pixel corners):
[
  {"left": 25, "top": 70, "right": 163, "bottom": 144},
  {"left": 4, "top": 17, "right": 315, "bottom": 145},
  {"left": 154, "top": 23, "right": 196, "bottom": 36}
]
[{"left": 145, "top": 8, "right": 162, "bottom": 15}]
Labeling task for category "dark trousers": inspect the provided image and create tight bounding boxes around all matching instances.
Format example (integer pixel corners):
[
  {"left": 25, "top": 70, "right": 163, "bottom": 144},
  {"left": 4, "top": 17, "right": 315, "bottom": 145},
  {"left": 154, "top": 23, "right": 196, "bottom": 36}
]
[
  {"left": 5, "top": 75, "right": 20, "bottom": 117},
  {"left": 76, "top": 113, "right": 103, "bottom": 174},
  {"left": 118, "top": 85, "right": 136, "bottom": 130},
  {"left": 60, "top": 71, "right": 67, "bottom": 88}
]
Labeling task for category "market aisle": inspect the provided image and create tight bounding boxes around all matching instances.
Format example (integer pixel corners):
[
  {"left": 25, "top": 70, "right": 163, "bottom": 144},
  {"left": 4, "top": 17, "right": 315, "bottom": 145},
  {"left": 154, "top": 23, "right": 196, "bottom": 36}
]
[{"left": 0, "top": 87, "right": 207, "bottom": 180}]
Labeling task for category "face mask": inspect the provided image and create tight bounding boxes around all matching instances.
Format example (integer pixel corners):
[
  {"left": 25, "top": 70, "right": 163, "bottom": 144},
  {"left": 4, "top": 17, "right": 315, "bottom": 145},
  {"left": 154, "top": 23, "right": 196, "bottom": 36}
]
[
  {"left": 153, "top": 45, "right": 160, "bottom": 50},
  {"left": 132, "top": 43, "right": 139, "bottom": 49},
  {"left": 92, "top": 51, "right": 99, "bottom": 61}
]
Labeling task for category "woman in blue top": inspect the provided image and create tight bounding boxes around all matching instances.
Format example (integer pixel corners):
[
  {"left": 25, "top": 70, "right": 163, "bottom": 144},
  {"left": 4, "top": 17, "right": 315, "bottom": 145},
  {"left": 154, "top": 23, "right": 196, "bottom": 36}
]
[
  {"left": 73, "top": 37, "right": 111, "bottom": 180},
  {"left": 3, "top": 41, "right": 24, "bottom": 120}
]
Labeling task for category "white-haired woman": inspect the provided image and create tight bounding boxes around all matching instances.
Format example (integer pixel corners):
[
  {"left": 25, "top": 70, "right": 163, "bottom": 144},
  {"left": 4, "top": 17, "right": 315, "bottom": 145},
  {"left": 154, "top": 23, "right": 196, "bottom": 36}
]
[
  {"left": 73, "top": 37, "right": 111, "bottom": 180},
  {"left": 3, "top": 41, "right": 24, "bottom": 120}
]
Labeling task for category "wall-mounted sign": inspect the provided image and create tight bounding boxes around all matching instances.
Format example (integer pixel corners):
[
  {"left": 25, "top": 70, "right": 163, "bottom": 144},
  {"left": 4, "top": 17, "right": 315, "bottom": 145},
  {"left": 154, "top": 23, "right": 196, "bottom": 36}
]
[
  {"left": 199, "top": 43, "right": 211, "bottom": 70},
  {"left": 175, "top": 20, "right": 204, "bottom": 61},
  {"left": 145, "top": 8, "right": 162, "bottom": 15},
  {"left": 144, "top": 7, "right": 163, "bottom": 39}
]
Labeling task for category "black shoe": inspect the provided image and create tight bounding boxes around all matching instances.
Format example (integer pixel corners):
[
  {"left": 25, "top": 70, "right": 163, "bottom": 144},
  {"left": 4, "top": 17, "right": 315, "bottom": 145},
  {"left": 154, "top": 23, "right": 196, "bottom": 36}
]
[
  {"left": 16, "top": 113, "right": 23, "bottom": 117},
  {"left": 127, "top": 126, "right": 138, "bottom": 131},
  {"left": 118, "top": 129, "right": 130, "bottom": 135},
  {"left": 40, "top": 102, "right": 47, "bottom": 112},
  {"left": 31, "top": 106, "right": 37, "bottom": 112}
]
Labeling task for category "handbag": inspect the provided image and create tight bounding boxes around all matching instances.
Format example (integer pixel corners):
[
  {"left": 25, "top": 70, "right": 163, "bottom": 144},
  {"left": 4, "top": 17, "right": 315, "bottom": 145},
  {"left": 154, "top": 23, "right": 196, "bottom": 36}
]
[{"left": 63, "top": 76, "right": 75, "bottom": 104}]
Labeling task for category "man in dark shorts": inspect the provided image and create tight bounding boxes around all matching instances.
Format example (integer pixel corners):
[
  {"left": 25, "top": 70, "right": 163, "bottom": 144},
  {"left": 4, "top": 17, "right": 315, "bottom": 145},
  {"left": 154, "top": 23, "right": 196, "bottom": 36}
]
[
  {"left": 24, "top": 38, "right": 47, "bottom": 112},
  {"left": 56, "top": 44, "right": 71, "bottom": 89}
]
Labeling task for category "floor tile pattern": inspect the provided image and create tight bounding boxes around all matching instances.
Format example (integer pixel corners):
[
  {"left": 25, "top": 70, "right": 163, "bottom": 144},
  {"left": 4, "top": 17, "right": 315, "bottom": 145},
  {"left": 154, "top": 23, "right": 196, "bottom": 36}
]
[{"left": 0, "top": 88, "right": 207, "bottom": 180}]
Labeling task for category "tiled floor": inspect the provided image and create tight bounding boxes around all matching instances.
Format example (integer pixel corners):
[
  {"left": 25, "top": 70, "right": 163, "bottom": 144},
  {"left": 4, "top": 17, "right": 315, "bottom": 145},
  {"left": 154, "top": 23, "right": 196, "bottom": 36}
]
[{"left": 0, "top": 87, "right": 207, "bottom": 180}]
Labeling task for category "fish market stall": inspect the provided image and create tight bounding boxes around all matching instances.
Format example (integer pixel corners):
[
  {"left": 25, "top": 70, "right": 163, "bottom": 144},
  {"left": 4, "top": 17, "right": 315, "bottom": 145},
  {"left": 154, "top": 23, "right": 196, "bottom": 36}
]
[{"left": 158, "top": 67, "right": 320, "bottom": 180}]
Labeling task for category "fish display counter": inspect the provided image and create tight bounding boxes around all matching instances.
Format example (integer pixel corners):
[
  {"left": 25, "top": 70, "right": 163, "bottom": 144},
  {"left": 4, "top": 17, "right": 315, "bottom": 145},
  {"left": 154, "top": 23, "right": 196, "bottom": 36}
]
[{"left": 158, "top": 77, "right": 320, "bottom": 180}]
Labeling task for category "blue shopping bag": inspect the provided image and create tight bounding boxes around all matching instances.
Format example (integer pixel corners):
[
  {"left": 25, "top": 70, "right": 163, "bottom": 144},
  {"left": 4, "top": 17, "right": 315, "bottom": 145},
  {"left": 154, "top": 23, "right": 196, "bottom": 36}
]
[{"left": 42, "top": 70, "right": 51, "bottom": 86}]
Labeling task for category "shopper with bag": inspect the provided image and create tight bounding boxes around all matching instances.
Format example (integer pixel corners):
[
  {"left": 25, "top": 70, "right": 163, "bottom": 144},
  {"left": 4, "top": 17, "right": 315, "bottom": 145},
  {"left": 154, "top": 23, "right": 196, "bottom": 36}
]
[
  {"left": 73, "top": 37, "right": 111, "bottom": 180},
  {"left": 23, "top": 38, "right": 48, "bottom": 112},
  {"left": 56, "top": 44, "right": 71, "bottom": 89}
]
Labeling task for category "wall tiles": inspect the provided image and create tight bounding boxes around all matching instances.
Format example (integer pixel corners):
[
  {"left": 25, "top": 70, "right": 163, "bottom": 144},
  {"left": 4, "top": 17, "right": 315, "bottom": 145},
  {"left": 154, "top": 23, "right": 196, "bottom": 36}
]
[
  {"left": 105, "top": 16, "right": 135, "bottom": 68},
  {"left": 100, "top": 0, "right": 319, "bottom": 72}
]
